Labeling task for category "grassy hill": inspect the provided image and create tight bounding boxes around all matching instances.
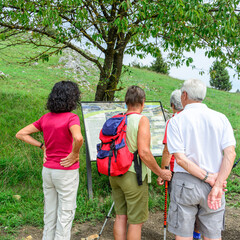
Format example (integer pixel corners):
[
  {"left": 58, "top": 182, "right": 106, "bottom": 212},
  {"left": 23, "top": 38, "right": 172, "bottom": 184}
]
[{"left": 0, "top": 43, "right": 239, "bottom": 239}]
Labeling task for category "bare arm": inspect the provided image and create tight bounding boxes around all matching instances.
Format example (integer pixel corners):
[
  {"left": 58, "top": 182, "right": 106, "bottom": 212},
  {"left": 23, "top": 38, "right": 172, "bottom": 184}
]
[
  {"left": 60, "top": 124, "right": 84, "bottom": 167},
  {"left": 213, "top": 146, "right": 236, "bottom": 188},
  {"left": 173, "top": 152, "right": 218, "bottom": 187},
  {"left": 161, "top": 144, "right": 172, "bottom": 169},
  {"left": 137, "top": 116, "right": 171, "bottom": 182},
  {"left": 157, "top": 144, "right": 172, "bottom": 185},
  {"left": 208, "top": 145, "right": 236, "bottom": 210},
  {"left": 16, "top": 124, "right": 42, "bottom": 148},
  {"left": 16, "top": 123, "right": 46, "bottom": 162}
]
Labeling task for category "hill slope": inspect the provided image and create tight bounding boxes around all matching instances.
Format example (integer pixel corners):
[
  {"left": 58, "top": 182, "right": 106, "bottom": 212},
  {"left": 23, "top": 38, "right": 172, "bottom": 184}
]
[{"left": 0, "top": 44, "right": 239, "bottom": 239}]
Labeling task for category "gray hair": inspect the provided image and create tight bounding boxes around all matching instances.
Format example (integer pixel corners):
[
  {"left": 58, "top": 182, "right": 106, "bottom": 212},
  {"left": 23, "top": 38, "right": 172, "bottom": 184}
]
[
  {"left": 181, "top": 79, "right": 206, "bottom": 101},
  {"left": 170, "top": 89, "right": 183, "bottom": 111}
]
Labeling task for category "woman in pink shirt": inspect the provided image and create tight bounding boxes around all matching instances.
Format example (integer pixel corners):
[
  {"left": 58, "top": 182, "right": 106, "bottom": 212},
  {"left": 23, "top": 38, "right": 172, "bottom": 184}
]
[{"left": 16, "top": 81, "right": 83, "bottom": 240}]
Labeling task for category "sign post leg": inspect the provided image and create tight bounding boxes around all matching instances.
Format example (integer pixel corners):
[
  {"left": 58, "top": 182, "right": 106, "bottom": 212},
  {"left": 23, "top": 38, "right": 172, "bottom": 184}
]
[{"left": 85, "top": 141, "right": 93, "bottom": 199}]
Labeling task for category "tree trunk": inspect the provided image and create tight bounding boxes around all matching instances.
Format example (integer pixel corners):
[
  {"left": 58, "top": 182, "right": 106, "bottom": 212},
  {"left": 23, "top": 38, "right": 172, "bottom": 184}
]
[
  {"left": 95, "top": 37, "right": 126, "bottom": 101},
  {"left": 105, "top": 50, "right": 124, "bottom": 101},
  {"left": 95, "top": 28, "right": 130, "bottom": 101},
  {"left": 94, "top": 72, "right": 110, "bottom": 101},
  {"left": 95, "top": 46, "right": 114, "bottom": 101},
  {"left": 95, "top": 49, "right": 124, "bottom": 101}
]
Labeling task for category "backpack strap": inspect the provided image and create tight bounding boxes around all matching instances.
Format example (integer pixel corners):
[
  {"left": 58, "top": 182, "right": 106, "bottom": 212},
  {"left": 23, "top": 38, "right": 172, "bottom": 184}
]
[
  {"left": 108, "top": 140, "right": 116, "bottom": 176},
  {"left": 125, "top": 112, "right": 141, "bottom": 116},
  {"left": 133, "top": 150, "right": 142, "bottom": 186},
  {"left": 126, "top": 112, "right": 142, "bottom": 185}
]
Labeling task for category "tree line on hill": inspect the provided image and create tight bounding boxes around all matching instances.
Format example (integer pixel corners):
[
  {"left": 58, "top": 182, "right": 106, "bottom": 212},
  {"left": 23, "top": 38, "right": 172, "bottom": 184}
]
[
  {"left": 131, "top": 52, "right": 169, "bottom": 75},
  {"left": 131, "top": 55, "right": 233, "bottom": 92}
]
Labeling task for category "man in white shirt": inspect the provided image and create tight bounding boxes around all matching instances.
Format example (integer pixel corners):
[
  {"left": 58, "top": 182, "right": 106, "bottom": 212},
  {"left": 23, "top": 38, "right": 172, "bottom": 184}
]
[{"left": 167, "top": 79, "right": 236, "bottom": 240}]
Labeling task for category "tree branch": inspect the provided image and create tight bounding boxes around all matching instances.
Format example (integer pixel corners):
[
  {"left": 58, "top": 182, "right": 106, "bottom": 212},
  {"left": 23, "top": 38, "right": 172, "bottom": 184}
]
[
  {"left": 58, "top": 13, "right": 106, "bottom": 53},
  {"left": 0, "top": 22, "right": 104, "bottom": 72},
  {"left": 99, "top": 0, "right": 111, "bottom": 21},
  {"left": 83, "top": 2, "right": 108, "bottom": 42},
  {"left": 3, "top": 3, "right": 107, "bottom": 54},
  {"left": 19, "top": 46, "right": 67, "bottom": 64}
]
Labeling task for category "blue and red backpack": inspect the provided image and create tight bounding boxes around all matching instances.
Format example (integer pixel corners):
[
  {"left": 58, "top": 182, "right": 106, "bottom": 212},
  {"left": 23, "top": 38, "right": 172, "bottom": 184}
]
[{"left": 96, "top": 112, "right": 142, "bottom": 185}]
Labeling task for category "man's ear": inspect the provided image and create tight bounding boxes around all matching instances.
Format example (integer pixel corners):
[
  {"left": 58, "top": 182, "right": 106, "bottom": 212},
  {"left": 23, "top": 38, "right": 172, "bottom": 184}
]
[{"left": 182, "top": 91, "right": 188, "bottom": 100}]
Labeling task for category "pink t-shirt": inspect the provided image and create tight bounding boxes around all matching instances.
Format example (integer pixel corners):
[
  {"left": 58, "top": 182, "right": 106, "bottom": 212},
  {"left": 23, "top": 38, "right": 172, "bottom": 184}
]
[{"left": 33, "top": 112, "right": 80, "bottom": 170}]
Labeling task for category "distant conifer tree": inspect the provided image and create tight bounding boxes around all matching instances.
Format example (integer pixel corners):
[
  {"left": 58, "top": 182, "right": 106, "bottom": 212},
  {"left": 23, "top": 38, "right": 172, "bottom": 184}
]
[
  {"left": 210, "top": 61, "right": 232, "bottom": 91},
  {"left": 150, "top": 54, "right": 169, "bottom": 75}
]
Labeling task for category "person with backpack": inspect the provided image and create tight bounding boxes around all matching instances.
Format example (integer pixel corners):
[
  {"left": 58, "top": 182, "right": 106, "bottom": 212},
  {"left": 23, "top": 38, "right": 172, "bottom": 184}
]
[
  {"left": 16, "top": 81, "right": 83, "bottom": 240},
  {"left": 109, "top": 85, "right": 172, "bottom": 240}
]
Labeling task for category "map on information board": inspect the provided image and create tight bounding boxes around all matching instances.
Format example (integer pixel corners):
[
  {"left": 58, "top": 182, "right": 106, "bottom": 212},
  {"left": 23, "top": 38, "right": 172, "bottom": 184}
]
[{"left": 81, "top": 101, "right": 166, "bottom": 161}]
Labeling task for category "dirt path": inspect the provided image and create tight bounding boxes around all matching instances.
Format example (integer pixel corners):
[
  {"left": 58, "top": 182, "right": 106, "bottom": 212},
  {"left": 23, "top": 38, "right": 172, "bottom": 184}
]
[{"left": 16, "top": 205, "right": 240, "bottom": 240}]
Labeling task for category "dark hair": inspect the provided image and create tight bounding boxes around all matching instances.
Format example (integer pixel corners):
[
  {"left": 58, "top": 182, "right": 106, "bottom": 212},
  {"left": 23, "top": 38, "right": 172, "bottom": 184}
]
[
  {"left": 47, "top": 81, "right": 81, "bottom": 113},
  {"left": 125, "top": 85, "right": 145, "bottom": 107}
]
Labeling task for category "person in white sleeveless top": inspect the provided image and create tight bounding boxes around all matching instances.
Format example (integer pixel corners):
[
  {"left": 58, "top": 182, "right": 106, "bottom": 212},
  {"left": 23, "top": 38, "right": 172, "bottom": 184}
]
[{"left": 109, "top": 85, "right": 172, "bottom": 240}]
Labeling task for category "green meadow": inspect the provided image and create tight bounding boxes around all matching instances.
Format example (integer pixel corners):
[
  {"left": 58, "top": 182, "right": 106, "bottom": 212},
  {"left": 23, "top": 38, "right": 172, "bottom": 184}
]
[{"left": 0, "top": 42, "right": 239, "bottom": 239}]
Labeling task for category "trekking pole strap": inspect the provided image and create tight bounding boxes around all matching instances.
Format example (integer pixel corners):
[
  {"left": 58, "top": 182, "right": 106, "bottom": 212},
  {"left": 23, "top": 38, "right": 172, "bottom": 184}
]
[{"left": 133, "top": 150, "right": 142, "bottom": 186}]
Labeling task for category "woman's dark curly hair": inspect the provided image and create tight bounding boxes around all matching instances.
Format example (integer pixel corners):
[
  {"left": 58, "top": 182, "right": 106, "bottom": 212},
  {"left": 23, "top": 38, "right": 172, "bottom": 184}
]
[{"left": 47, "top": 81, "right": 81, "bottom": 113}]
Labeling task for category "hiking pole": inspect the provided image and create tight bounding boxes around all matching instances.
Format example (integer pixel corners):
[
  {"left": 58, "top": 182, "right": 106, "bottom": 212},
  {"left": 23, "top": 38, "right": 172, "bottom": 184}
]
[
  {"left": 233, "top": 157, "right": 240, "bottom": 169},
  {"left": 164, "top": 166, "right": 169, "bottom": 240},
  {"left": 97, "top": 202, "right": 115, "bottom": 240}
]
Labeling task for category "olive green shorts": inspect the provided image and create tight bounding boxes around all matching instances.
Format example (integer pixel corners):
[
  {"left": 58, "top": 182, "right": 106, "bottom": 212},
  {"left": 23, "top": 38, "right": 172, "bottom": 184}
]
[{"left": 109, "top": 171, "right": 148, "bottom": 224}]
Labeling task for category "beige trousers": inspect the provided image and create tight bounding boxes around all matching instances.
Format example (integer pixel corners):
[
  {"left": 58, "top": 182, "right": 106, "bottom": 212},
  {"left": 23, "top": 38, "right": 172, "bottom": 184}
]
[{"left": 42, "top": 167, "right": 79, "bottom": 240}]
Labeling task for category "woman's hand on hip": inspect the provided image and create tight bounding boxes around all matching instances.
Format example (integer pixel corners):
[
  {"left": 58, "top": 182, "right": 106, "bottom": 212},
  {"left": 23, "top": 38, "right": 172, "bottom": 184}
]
[{"left": 60, "top": 152, "right": 79, "bottom": 167}]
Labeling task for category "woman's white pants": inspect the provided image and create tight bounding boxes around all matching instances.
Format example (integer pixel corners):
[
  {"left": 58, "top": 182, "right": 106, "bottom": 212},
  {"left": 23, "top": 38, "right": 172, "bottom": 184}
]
[{"left": 42, "top": 167, "right": 79, "bottom": 240}]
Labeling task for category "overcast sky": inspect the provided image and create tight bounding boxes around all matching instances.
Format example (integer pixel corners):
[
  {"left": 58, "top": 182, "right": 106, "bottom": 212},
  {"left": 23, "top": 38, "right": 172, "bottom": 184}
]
[
  {"left": 122, "top": 49, "right": 240, "bottom": 93},
  {"left": 76, "top": 37, "right": 240, "bottom": 93}
]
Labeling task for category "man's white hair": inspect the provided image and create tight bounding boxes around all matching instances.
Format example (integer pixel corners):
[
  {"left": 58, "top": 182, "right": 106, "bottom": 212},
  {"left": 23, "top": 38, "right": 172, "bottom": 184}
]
[
  {"left": 170, "top": 89, "right": 183, "bottom": 111},
  {"left": 181, "top": 79, "right": 206, "bottom": 101}
]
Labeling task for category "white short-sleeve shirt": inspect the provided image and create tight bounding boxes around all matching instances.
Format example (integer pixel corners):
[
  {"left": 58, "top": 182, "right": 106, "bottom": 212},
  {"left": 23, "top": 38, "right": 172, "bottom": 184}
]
[{"left": 167, "top": 103, "right": 236, "bottom": 173}]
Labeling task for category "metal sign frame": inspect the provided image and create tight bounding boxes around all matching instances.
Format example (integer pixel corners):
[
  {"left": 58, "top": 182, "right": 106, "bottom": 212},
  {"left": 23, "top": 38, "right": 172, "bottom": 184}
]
[{"left": 80, "top": 101, "right": 167, "bottom": 198}]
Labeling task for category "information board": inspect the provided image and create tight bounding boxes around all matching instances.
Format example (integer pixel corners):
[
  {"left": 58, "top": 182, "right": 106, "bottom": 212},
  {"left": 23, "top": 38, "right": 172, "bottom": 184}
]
[{"left": 81, "top": 101, "right": 166, "bottom": 161}]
